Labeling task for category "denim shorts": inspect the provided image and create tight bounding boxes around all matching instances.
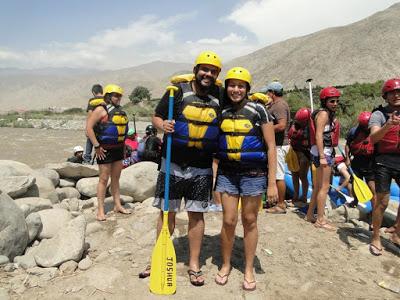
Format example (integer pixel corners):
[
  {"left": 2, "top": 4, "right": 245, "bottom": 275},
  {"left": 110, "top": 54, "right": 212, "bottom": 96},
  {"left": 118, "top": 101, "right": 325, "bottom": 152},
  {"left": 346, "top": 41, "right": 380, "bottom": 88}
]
[
  {"left": 215, "top": 174, "right": 266, "bottom": 197},
  {"left": 311, "top": 154, "right": 334, "bottom": 168}
]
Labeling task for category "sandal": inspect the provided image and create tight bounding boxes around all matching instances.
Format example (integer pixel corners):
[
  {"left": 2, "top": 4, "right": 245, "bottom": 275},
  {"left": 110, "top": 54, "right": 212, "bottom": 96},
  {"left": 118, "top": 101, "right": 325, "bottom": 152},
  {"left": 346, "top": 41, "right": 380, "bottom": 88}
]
[
  {"left": 215, "top": 269, "right": 231, "bottom": 286},
  {"left": 188, "top": 269, "right": 205, "bottom": 286},
  {"left": 265, "top": 206, "right": 287, "bottom": 214},
  {"left": 314, "top": 221, "right": 336, "bottom": 231},
  {"left": 139, "top": 265, "right": 151, "bottom": 278},
  {"left": 369, "top": 244, "right": 383, "bottom": 256},
  {"left": 242, "top": 278, "right": 256, "bottom": 291}
]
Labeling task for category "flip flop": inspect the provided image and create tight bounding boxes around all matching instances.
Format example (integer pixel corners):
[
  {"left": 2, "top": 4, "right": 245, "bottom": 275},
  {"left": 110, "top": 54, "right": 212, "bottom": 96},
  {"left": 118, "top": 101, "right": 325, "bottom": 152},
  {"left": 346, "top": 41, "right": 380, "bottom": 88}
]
[
  {"left": 215, "top": 269, "right": 231, "bottom": 286},
  {"left": 265, "top": 206, "right": 287, "bottom": 214},
  {"left": 188, "top": 269, "right": 205, "bottom": 286},
  {"left": 369, "top": 244, "right": 383, "bottom": 256},
  {"left": 242, "top": 278, "right": 256, "bottom": 291},
  {"left": 114, "top": 208, "right": 132, "bottom": 215},
  {"left": 314, "top": 221, "right": 336, "bottom": 231},
  {"left": 138, "top": 265, "right": 151, "bottom": 278}
]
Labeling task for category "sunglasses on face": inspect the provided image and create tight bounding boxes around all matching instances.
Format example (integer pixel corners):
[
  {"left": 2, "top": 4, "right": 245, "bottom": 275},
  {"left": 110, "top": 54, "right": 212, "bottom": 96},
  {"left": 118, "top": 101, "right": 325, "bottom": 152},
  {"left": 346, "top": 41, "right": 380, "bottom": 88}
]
[{"left": 328, "top": 99, "right": 340, "bottom": 104}]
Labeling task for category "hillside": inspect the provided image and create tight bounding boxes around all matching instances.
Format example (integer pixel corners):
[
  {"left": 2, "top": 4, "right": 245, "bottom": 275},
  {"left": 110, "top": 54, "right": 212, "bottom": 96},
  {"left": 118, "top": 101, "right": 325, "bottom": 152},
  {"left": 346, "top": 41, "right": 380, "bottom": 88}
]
[
  {"left": 1, "top": 3, "right": 399, "bottom": 111},
  {"left": 228, "top": 2, "right": 400, "bottom": 91}
]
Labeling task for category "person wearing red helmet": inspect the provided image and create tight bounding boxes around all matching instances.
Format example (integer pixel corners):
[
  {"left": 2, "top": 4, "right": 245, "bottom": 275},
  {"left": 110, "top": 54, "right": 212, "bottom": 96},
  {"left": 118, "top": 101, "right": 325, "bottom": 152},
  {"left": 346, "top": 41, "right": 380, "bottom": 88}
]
[
  {"left": 345, "top": 111, "right": 375, "bottom": 208},
  {"left": 305, "top": 87, "right": 341, "bottom": 230},
  {"left": 288, "top": 107, "right": 311, "bottom": 204},
  {"left": 368, "top": 78, "right": 400, "bottom": 255}
]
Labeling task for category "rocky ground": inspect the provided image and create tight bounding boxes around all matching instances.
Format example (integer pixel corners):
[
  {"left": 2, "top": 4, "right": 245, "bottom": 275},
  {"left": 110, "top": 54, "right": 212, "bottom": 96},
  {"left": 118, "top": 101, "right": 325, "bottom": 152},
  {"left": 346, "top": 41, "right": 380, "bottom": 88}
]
[
  {"left": 1, "top": 201, "right": 399, "bottom": 300},
  {"left": 0, "top": 128, "right": 399, "bottom": 299}
]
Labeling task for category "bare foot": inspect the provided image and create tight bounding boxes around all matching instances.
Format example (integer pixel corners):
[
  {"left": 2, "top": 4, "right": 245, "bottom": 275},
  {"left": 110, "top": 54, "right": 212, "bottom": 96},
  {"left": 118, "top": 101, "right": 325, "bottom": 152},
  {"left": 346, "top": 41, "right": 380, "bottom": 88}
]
[
  {"left": 390, "top": 232, "right": 400, "bottom": 247},
  {"left": 384, "top": 225, "right": 397, "bottom": 234},
  {"left": 114, "top": 207, "right": 132, "bottom": 215},
  {"left": 96, "top": 213, "right": 106, "bottom": 221},
  {"left": 304, "top": 216, "right": 316, "bottom": 223}
]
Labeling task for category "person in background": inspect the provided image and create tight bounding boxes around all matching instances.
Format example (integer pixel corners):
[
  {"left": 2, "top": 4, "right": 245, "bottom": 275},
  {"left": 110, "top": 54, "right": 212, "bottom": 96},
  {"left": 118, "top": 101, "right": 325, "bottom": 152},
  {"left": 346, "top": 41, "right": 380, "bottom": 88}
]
[
  {"left": 288, "top": 107, "right": 311, "bottom": 205},
  {"left": 123, "top": 128, "right": 139, "bottom": 167},
  {"left": 332, "top": 155, "right": 354, "bottom": 200},
  {"left": 86, "top": 84, "right": 130, "bottom": 221},
  {"left": 345, "top": 111, "right": 375, "bottom": 209},
  {"left": 84, "top": 84, "right": 103, "bottom": 164},
  {"left": 215, "top": 67, "right": 277, "bottom": 291},
  {"left": 306, "top": 87, "right": 341, "bottom": 230},
  {"left": 67, "top": 145, "right": 84, "bottom": 164},
  {"left": 137, "top": 125, "right": 162, "bottom": 164},
  {"left": 261, "top": 81, "right": 290, "bottom": 214},
  {"left": 368, "top": 78, "right": 400, "bottom": 255}
]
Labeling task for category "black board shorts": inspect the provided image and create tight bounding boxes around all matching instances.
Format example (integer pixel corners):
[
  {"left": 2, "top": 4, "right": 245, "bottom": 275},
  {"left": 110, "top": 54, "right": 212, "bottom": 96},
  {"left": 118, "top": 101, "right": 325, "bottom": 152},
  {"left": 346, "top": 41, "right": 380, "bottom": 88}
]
[{"left": 97, "top": 147, "right": 124, "bottom": 164}]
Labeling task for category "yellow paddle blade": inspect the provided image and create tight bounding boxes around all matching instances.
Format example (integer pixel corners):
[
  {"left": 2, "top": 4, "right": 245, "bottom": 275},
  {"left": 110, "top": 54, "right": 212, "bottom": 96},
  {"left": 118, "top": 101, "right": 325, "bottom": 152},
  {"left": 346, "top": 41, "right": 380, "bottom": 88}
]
[
  {"left": 352, "top": 175, "right": 373, "bottom": 203},
  {"left": 149, "top": 214, "right": 176, "bottom": 295}
]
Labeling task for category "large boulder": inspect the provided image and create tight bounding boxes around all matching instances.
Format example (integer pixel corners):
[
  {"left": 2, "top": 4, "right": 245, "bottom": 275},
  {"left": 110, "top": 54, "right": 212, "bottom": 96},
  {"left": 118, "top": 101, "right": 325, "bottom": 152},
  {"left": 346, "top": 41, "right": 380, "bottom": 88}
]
[
  {"left": 14, "top": 197, "right": 53, "bottom": 217},
  {"left": 37, "top": 209, "right": 73, "bottom": 239},
  {"left": 33, "top": 168, "right": 60, "bottom": 187},
  {"left": 46, "top": 162, "right": 99, "bottom": 179},
  {"left": 56, "top": 187, "right": 81, "bottom": 201},
  {"left": 119, "top": 162, "right": 158, "bottom": 202},
  {"left": 0, "top": 160, "right": 33, "bottom": 177},
  {"left": 76, "top": 177, "right": 101, "bottom": 198},
  {"left": 0, "top": 175, "right": 36, "bottom": 198},
  {"left": 0, "top": 192, "right": 29, "bottom": 260},
  {"left": 22, "top": 175, "right": 59, "bottom": 204},
  {"left": 59, "top": 178, "right": 76, "bottom": 188},
  {"left": 34, "top": 215, "right": 87, "bottom": 267}
]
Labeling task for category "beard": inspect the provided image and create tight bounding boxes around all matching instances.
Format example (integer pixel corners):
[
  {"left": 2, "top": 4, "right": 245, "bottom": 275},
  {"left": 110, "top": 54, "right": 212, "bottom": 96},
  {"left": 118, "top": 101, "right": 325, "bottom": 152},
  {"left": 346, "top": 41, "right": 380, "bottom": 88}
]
[{"left": 194, "top": 72, "right": 216, "bottom": 94}]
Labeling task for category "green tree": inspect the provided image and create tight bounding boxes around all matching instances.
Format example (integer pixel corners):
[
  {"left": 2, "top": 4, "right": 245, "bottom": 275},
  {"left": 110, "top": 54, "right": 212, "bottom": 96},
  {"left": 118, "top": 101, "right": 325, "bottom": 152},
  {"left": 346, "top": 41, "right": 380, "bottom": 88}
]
[{"left": 129, "top": 86, "right": 151, "bottom": 104}]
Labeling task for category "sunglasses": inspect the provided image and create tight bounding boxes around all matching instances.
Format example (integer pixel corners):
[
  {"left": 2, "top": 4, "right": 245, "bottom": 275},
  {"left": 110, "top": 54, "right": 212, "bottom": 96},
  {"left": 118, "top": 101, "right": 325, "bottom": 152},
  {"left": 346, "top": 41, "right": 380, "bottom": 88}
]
[{"left": 328, "top": 99, "right": 340, "bottom": 104}]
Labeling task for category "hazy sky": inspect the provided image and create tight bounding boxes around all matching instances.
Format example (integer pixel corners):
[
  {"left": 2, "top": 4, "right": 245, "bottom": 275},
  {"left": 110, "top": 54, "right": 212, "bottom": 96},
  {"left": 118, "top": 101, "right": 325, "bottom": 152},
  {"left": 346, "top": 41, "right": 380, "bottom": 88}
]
[{"left": 0, "top": 0, "right": 398, "bottom": 69}]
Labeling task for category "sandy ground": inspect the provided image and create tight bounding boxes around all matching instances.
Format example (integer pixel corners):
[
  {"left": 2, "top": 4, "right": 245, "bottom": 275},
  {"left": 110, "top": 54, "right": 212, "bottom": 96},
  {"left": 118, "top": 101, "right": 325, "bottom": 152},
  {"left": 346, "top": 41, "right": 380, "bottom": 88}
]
[{"left": 0, "top": 127, "right": 399, "bottom": 299}]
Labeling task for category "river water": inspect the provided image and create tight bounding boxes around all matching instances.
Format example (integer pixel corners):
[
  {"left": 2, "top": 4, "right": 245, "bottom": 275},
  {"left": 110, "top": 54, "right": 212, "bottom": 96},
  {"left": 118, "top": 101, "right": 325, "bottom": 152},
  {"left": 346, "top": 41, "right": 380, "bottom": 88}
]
[{"left": 0, "top": 120, "right": 152, "bottom": 168}]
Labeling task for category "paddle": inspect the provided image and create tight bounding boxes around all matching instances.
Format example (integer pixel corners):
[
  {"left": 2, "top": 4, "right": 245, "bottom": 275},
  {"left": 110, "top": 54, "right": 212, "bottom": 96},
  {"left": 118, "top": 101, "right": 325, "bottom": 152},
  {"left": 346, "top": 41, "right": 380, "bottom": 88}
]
[
  {"left": 149, "top": 86, "right": 178, "bottom": 295},
  {"left": 337, "top": 145, "right": 373, "bottom": 203},
  {"left": 330, "top": 184, "right": 354, "bottom": 203}
]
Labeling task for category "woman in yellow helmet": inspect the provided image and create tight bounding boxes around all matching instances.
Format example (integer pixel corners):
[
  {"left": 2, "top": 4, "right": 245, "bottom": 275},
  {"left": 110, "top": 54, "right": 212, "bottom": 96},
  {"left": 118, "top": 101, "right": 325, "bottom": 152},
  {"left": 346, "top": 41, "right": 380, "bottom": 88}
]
[
  {"left": 86, "top": 84, "right": 130, "bottom": 221},
  {"left": 214, "top": 67, "right": 278, "bottom": 291}
]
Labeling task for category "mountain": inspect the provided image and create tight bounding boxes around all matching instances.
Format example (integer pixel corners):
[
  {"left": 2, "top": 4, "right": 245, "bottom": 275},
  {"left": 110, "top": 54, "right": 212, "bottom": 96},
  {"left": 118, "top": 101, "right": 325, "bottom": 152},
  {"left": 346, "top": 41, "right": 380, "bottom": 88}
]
[
  {"left": 0, "top": 3, "right": 399, "bottom": 112},
  {"left": 0, "top": 61, "right": 192, "bottom": 112},
  {"left": 227, "top": 2, "right": 400, "bottom": 91}
]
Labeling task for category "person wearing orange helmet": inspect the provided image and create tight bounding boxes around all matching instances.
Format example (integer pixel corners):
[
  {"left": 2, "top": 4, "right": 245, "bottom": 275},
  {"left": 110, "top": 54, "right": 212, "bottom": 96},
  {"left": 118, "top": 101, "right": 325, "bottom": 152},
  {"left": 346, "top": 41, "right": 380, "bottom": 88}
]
[
  {"left": 288, "top": 107, "right": 311, "bottom": 205},
  {"left": 345, "top": 111, "right": 375, "bottom": 208},
  {"left": 305, "top": 87, "right": 341, "bottom": 230},
  {"left": 139, "top": 51, "right": 223, "bottom": 286},
  {"left": 368, "top": 78, "right": 400, "bottom": 255}
]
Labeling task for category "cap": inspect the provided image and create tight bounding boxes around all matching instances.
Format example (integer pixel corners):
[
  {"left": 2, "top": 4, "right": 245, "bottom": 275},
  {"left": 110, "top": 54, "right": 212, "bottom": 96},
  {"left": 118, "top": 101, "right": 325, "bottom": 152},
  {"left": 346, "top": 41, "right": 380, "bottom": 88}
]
[
  {"left": 73, "top": 145, "right": 84, "bottom": 154},
  {"left": 260, "top": 81, "right": 283, "bottom": 93},
  {"left": 127, "top": 128, "right": 135, "bottom": 136}
]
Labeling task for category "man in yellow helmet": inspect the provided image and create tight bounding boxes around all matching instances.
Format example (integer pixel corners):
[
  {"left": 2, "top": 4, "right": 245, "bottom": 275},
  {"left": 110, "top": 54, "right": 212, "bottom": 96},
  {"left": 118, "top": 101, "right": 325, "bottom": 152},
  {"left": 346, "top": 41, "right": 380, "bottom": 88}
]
[{"left": 139, "top": 51, "right": 222, "bottom": 286}]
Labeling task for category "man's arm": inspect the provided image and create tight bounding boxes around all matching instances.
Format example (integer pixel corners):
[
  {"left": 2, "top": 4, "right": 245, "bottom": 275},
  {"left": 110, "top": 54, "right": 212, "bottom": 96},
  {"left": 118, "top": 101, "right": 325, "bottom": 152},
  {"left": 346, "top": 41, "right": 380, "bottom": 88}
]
[{"left": 274, "top": 118, "right": 287, "bottom": 132}]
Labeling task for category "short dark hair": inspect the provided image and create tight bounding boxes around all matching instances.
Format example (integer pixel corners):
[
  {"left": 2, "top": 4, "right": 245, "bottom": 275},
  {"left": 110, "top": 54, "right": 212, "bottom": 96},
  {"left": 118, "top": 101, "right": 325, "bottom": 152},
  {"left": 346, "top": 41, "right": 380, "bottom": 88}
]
[{"left": 92, "top": 84, "right": 103, "bottom": 95}]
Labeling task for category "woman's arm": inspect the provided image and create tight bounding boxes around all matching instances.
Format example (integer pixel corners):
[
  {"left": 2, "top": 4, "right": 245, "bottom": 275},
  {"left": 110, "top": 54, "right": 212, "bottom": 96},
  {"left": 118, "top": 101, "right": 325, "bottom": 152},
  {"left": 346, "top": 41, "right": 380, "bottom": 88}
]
[
  {"left": 314, "top": 111, "right": 329, "bottom": 166},
  {"left": 86, "top": 107, "right": 107, "bottom": 160},
  {"left": 261, "top": 122, "right": 278, "bottom": 203}
]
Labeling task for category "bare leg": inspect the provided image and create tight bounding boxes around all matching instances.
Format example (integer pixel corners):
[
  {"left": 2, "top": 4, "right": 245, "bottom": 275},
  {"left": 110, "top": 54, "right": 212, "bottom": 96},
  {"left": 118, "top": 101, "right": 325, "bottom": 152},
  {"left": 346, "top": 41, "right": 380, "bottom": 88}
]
[
  {"left": 276, "top": 179, "right": 286, "bottom": 209},
  {"left": 187, "top": 211, "right": 205, "bottom": 284},
  {"left": 109, "top": 160, "right": 129, "bottom": 213},
  {"left": 306, "top": 165, "right": 321, "bottom": 223},
  {"left": 219, "top": 192, "right": 239, "bottom": 276},
  {"left": 316, "top": 165, "right": 332, "bottom": 224},
  {"left": 96, "top": 164, "right": 111, "bottom": 221},
  {"left": 292, "top": 172, "right": 300, "bottom": 201},
  {"left": 371, "top": 192, "right": 390, "bottom": 250},
  {"left": 299, "top": 158, "right": 310, "bottom": 202},
  {"left": 156, "top": 210, "right": 176, "bottom": 237},
  {"left": 241, "top": 195, "right": 260, "bottom": 284}
]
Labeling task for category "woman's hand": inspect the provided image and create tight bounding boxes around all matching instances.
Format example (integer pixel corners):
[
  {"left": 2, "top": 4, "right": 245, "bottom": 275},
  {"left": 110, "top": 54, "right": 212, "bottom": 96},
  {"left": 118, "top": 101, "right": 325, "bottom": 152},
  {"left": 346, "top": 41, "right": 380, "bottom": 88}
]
[
  {"left": 319, "top": 157, "right": 328, "bottom": 167},
  {"left": 162, "top": 120, "right": 175, "bottom": 133},
  {"left": 267, "top": 183, "right": 278, "bottom": 205},
  {"left": 95, "top": 147, "right": 107, "bottom": 160}
]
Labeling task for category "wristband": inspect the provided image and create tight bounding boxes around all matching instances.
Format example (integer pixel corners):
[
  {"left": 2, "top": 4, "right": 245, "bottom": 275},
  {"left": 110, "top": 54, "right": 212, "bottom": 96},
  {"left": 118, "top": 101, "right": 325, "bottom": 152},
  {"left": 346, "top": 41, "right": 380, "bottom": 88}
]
[{"left": 94, "top": 144, "right": 100, "bottom": 149}]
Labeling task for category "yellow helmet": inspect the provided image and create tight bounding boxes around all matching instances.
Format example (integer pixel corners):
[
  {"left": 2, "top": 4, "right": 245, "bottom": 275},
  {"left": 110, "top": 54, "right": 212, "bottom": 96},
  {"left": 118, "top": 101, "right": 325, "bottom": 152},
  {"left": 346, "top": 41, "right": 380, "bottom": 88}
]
[
  {"left": 195, "top": 51, "right": 222, "bottom": 69},
  {"left": 103, "top": 84, "right": 123, "bottom": 96},
  {"left": 249, "top": 92, "right": 272, "bottom": 105},
  {"left": 225, "top": 67, "right": 252, "bottom": 85}
]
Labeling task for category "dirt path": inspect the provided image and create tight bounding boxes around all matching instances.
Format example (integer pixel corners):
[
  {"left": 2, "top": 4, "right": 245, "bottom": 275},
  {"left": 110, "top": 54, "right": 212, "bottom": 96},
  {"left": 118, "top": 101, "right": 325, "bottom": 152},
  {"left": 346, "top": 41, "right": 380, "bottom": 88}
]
[{"left": 3, "top": 203, "right": 399, "bottom": 299}]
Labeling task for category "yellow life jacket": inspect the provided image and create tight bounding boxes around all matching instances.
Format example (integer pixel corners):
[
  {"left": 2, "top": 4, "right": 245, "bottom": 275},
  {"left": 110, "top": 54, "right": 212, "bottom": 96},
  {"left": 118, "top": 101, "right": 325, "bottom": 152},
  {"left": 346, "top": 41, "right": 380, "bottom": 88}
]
[
  {"left": 172, "top": 82, "right": 220, "bottom": 152},
  {"left": 87, "top": 96, "right": 106, "bottom": 111},
  {"left": 218, "top": 101, "right": 267, "bottom": 163}
]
